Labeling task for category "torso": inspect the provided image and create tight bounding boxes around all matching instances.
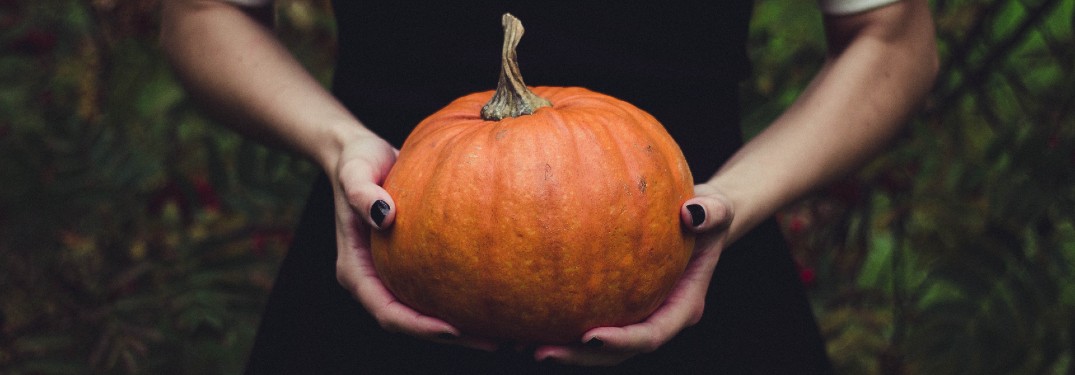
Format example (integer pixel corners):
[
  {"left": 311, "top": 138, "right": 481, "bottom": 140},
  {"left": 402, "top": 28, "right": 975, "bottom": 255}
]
[{"left": 330, "top": 0, "right": 754, "bottom": 180}]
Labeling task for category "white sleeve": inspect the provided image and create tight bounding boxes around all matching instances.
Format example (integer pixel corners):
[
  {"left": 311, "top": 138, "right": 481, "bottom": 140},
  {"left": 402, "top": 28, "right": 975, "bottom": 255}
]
[
  {"left": 222, "top": 0, "right": 273, "bottom": 7},
  {"left": 818, "top": 0, "right": 901, "bottom": 15}
]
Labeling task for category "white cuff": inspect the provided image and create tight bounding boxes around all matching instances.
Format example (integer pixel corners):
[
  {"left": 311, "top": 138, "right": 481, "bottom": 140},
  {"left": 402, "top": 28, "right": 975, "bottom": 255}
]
[{"left": 818, "top": 0, "right": 900, "bottom": 15}]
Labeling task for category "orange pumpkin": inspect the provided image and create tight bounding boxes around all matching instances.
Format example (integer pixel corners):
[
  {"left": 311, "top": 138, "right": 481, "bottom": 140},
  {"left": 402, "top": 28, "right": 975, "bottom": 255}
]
[{"left": 370, "top": 14, "right": 695, "bottom": 344}]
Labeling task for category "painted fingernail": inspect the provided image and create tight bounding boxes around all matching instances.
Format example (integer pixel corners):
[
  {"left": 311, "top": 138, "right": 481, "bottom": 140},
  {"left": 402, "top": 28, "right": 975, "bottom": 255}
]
[
  {"left": 584, "top": 337, "right": 604, "bottom": 348},
  {"left": 687, "top": 204, "right": 706, "bottom": 227},
  {"left": 436, "top": 332, "right": 458, "bottom": 340},
  {"left": 370, "top": 200, "right": 390, "bottom": 227}
]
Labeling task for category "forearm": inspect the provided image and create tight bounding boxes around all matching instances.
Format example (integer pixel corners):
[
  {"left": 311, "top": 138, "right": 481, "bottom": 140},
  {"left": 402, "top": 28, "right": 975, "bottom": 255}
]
[
  {"left": 710, "top": 0, "right": 938, "bottom": 242},
  {"left": 159, "top": 0, "right": 371, "bottom": 170}
]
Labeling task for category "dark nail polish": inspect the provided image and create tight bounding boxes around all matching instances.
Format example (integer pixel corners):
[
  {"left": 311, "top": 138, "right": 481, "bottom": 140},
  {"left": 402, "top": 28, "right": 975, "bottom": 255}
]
[
  {"left": 371, "top": 200, "right": 390, "bottom": 227},
  {"left": 585, "top": 337, "right": 604, "bottom": 348},
  {"left": 436, "top": 332, "right": 457, "bottom": 340},
  {"left": 687, "top": 204, "right": 706, "bottom": 227}
]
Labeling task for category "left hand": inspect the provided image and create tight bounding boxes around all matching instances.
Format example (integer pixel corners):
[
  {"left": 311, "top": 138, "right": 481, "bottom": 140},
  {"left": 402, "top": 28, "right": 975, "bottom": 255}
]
[
  {"left": 330, "top": 134, "right": 499, "bottom": 352},
  {"left": 532, "top": 183, "right": 734, "bottom": 366}
]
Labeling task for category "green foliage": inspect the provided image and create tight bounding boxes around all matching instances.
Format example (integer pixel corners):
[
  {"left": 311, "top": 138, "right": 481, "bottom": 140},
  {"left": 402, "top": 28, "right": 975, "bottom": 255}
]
[
  {"left": 0, "top": 0, "right": 325, "bottom": 373},
  {"left": 1, "top": 0, "right": 1072, "bottom": 373},
  {"left": 749, "top": 0, "right": 1075, "bottom": 374}
]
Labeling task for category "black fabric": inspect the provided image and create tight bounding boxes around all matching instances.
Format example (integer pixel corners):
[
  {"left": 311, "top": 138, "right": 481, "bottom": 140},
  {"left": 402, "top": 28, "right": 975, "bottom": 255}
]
[
  {"left": 246, "top": 1, "right": 834, "bottom": 373},
  {"left": 330, "top": 1, "right": 753, "bottom": 179},
  {"left": 245, "top": 176, "right": 832, "bottom": 374}
]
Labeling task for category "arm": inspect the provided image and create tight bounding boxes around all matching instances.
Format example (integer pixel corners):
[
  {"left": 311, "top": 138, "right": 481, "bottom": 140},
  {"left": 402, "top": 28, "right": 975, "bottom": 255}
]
[
  {"left": 712, "top": 0, "right": 939, "bottom": 241},
  {"left": 538, "top": 0, "right": 938, "bottom": 365},
  {"left": 159, "top": 0, "right": 496, "bottom": 351},
  {"left": 160, "top": 0, "right": 361, "bottom": 168}
]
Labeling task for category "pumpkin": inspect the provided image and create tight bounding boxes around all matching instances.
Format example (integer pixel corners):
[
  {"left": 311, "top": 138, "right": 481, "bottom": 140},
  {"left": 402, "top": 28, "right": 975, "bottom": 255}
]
[{"left": 370, "top": 13, "right": 695, "bottom": 344}]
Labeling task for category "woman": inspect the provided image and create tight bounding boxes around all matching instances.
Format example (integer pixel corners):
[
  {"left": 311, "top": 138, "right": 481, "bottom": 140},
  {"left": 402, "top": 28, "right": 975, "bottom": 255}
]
[{"left": 161, "top": 1, "right": 937, "bottom": 373}]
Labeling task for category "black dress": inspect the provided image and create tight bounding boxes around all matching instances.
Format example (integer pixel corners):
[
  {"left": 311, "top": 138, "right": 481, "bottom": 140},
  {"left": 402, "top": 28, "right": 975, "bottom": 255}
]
[{"left": 245, "top": 1, "right": 834, "bottom": 373}]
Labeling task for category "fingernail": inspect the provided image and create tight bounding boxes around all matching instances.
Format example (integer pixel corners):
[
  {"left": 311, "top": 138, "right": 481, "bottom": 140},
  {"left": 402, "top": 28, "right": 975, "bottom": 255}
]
[
  {"left": 687, "top": 204, "right": 706, "bottom": 227},
  {"left": 584, "top": 337, "right": 604, "bottom": 348},
  {"left": 436, "top": 332, "right": 458, "bottom": 340},
  {"left": 370, "top": 200, "right": 390, "bottom": 227}
]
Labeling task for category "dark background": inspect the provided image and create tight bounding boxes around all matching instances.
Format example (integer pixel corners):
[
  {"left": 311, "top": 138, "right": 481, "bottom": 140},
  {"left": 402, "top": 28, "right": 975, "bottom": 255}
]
[{"left": 1, "top": 0, "right": 1072, "bottom": 373}]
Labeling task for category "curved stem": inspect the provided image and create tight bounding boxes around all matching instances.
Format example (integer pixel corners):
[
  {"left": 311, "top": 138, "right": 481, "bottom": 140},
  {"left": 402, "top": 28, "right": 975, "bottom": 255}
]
[{"left": 480, "top": 13, "right": 552, "bottom": 121}]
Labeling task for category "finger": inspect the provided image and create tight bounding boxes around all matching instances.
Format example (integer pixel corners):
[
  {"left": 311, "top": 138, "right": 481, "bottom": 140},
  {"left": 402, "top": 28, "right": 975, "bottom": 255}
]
[
  {"left": 535, "top": 258, "right": 715, "bottom": 366},
  {"left": 532, "top": 343, "right": 632, "bottom": 367},
  {"left": 377, "top": 302, "right": 500, "bottom": 352},
  {"left": 372, "top": 297, "right": 499, "bottom": 352},
  {"left": 333, "top": 223, "right": 499, "bottom": 353},
  {"left": 335, "top": 257, "right": 498, "bottom": 350},
  {"left": 680, "top": 195, "right": 732, "bottom": 233},
  {"left": 532, "top": 299, "right": 698, "bottom": 366},
  {"left": 534, "top": 317, "right": 687, "bottom": 365},
  {"left": 377, "top": 300, "right": 500, "bottom": 352},
  {"left": 587, "top": 295, "right": 699, "bottom": 352},
  {"left": 333, "top": 208, "right": 431, "bottom": 337},
  {"left": 337, "top": 164, "right": 397, "bottom": 230}
]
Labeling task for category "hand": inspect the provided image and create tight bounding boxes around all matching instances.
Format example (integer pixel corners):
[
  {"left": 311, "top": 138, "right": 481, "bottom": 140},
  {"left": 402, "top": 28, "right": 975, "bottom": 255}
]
[
  {"left": 329, "top": 134, "right": 498, "bottom": 352},
  {"left": 532, "top": 183, "right": 734, "bottom": 366}
]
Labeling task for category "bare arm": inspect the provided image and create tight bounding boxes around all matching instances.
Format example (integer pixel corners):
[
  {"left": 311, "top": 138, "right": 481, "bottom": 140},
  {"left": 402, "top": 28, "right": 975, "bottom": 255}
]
[
  {"left": 710, "top": 0, "right": 939, "bottom": 241},
  {"left": 159, "top": 0, "right": 497, "bottom": 351},
  {"left": 159, "top": 0, "right": 368, "bottom": 169},
  {"left": 540, "top": 0, "right": 938, "bottom": 365}
]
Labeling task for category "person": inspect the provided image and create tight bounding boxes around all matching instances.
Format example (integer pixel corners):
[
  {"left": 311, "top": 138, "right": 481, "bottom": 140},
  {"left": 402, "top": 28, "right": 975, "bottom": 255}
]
[{"left": 161, "top": 0, "right": 938, "bottom": 373}]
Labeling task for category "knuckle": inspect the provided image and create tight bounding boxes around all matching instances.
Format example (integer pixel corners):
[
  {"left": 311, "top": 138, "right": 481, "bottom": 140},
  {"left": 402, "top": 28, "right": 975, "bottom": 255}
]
[
  {"left": 710, "top": 203, "right": 728, "bottom": 221},
  {"left": 344, "top": 188, "right": 367, "bottom": 208}
]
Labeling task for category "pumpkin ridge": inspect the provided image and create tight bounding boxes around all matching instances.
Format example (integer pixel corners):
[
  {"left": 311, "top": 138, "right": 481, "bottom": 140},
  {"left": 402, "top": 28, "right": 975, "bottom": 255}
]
[
  {"left": 606, "top": 95, "right": 692, "bottom": 192},
  {"left": 601, "top": 108, "right": 656, "bottom": 260},
  {"left": 566, "top": 108, "right": 639, "bottom": 287},
  {"left": 604, "top": 102, "right": 694, "bottom": 304},
  {"left": 371, "top": 13, "right": 696, "bottom": 344},
  {"left": 487, "top": 120, "right": 564, "bottom": 337},
  {"left": 422, "top": 127, "right": 499, "bottom": 325}
]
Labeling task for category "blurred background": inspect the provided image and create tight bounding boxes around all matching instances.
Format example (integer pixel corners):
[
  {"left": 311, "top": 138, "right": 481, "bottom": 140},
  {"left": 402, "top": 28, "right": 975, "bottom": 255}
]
[{"left": 0, "top": 0, "right": 1072, "bottom": 373}]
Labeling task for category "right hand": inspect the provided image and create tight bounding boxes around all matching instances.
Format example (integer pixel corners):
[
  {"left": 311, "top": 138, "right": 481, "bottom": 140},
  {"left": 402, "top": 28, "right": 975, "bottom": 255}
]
[
  {"left": 533, "top": 183, "right": 734, "bottom": 366},
  {"left": 327, "top": 133, "right": 498, "bottom": 352}
]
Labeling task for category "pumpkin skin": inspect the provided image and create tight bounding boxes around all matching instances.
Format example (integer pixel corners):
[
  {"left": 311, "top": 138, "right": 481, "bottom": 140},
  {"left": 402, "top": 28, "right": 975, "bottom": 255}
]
[{"left": 370, "top": 86, "right": 695, "bottom": 344}]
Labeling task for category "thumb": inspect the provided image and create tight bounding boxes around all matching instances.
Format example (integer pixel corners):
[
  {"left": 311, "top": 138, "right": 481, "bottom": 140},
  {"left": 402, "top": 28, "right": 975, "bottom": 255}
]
[
  {"left": 680, "top": 193, "right": 732, "bottom": 233},
  {"left": 338, "top": 170, "right": 397, "bottom": 230}
]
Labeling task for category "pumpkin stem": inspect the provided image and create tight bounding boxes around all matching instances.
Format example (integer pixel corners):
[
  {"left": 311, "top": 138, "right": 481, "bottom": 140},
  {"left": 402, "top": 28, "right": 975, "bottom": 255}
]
[{"left": 480, "top": 13, "right": 552, "bottom": 121}]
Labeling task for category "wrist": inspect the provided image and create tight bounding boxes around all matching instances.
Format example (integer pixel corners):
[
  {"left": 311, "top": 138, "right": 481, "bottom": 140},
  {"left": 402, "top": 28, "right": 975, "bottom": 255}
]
[
  {"left": 702, "top": 177, "right": 776, "bottom": 244},
  {"left": 310, "top": 119, "right": 380, "bottom": 173}
]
